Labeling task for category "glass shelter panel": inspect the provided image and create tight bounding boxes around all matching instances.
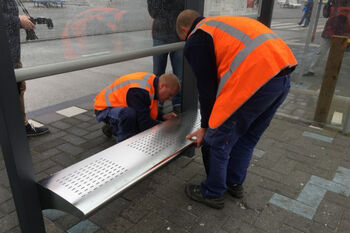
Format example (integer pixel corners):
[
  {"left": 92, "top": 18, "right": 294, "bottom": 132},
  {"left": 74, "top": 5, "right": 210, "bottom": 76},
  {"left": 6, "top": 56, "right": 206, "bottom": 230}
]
[
  {"left": 204, "top": 0, "right": 261, "bottom": 17},
  {"left": 17, "top": 0, "right": 261, "bottom": 67},
  {"left": 271, "top": 0, "right": 350, "bottom": 128},
  {"left": 19, "top": 0, "right": 153, "bottom": 66},
  {"left": 9, "top": 0, "right": 263, "bottom": 113}
]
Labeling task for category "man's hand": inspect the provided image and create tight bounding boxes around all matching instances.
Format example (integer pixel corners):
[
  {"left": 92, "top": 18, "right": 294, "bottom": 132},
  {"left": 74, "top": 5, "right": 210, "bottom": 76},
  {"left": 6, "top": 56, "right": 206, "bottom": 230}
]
[
  {"left": 186, "top": 127, "right": 207, "bottom": 147},
  {"left": 19, "top": 15, "right": 35, "bottom": 30},
  {"left": 162, "top": 112, "right": 177, "bottom": 120}
]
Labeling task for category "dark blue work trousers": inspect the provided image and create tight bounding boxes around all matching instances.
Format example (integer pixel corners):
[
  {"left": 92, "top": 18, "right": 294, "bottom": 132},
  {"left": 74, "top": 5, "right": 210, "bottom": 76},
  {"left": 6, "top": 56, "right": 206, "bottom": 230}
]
[
  {"left": 153, "top": 39, "right": 183, "bottom": 107},
  {"left": 96, "top": 107, "right": 138, "bottom": 142},
  {"left": 200, "top": 74, "right": 291, "bottom": 198}
]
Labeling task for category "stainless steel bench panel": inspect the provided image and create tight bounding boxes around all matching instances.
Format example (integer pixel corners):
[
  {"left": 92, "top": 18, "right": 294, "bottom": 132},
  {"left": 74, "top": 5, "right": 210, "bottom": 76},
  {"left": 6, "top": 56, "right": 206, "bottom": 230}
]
[{"left": 38, "top": 110, "right": 200, "bottom": 217}]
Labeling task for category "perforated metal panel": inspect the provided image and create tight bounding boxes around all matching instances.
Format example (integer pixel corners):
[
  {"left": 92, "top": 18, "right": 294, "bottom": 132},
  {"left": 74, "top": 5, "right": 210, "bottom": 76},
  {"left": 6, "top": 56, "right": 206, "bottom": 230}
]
[
  {"left": 56, "top": 158, "right": 127, "bottom": 197},
  {"left": 128, "top": 131, "right": 181, "bottom": 156},
  {"left": 38, "top": 110, "right": 200, "bottom": 217}
]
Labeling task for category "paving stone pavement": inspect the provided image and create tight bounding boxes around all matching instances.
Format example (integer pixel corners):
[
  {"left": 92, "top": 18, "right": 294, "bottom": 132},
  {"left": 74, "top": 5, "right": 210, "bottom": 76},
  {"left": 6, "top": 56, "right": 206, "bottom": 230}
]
[
  {"left": 1, "top": 89, "right": 350, "bottom": 233},
  {"left": 2, "top": 2, "right": 349, "bottom": 231}
]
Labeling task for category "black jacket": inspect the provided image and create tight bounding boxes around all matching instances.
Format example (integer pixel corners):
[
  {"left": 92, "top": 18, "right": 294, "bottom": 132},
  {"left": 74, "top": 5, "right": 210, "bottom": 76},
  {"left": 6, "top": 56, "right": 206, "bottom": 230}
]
[
  {"left": 184, "top": 17, "right": 217, "bottom": 128},
  {"left": 147, "top": 0, "right": 185, "bottom": 43},
  {"left": 0, "top": 0, "right": 21, "bottom": 65}
]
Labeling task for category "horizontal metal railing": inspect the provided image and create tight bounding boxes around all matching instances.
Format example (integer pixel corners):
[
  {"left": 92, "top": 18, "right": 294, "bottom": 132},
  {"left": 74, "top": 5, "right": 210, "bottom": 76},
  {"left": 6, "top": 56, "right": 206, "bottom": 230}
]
[{"left": 15, "top": 42, "right": 185, "bottom": 82}]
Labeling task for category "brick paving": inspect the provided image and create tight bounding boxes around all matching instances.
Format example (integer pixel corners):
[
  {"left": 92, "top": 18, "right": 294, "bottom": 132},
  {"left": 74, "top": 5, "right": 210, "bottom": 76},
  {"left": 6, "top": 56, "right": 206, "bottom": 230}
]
[
  {"left": 2, "top": 3, "right": 349, "bottom": 231},
  {"left": 1, "top": 89, "right": 350, "bottom": 233}
]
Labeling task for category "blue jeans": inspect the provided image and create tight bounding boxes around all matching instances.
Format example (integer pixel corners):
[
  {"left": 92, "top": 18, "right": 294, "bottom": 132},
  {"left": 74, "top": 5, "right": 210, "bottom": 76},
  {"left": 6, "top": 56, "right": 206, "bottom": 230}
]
[
  {"left": 153, "top": 39, "right": 183, "bottom": 106},
  {"left": 200, "top": 74, "right": 291, "bottom": 198},
  {"left": 96, "top": 107, "right": 138, "bottom": 142},
  {"left": 298, "top": 13, "right": 310, "bottom": 26}
]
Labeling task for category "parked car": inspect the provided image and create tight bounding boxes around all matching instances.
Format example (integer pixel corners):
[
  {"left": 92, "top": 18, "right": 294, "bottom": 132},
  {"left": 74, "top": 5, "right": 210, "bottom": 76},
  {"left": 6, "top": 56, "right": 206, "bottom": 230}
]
[{"left": 277, "top": 0, "right": 302, "bottom": 8}]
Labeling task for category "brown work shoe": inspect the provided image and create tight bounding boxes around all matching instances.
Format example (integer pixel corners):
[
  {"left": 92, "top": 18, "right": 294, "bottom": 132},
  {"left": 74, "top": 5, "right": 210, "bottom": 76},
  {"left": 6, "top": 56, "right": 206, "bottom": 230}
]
[
  {"left": 185, "top": 184, "right": 224, "bottom": 209},
  {"left": 227, "top": 184, "right": 244, "bottom": 198}
]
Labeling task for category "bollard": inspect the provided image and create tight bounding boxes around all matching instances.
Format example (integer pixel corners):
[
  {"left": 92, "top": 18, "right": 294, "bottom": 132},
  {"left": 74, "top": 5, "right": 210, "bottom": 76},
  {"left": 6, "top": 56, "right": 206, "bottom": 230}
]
[
  {"left": 343, "top": 106, "right": 350, "bottom": 135},
  {"left": 313, "top": 36, "right": 348, "bottom": 124}
]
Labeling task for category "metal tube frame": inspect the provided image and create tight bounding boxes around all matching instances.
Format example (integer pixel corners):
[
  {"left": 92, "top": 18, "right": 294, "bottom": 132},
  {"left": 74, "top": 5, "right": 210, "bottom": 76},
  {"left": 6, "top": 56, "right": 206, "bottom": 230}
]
[
  {"left": 257, "top": 0, "right": 275, "bottom": 27},
  {"left": 15, "top": 42, "right": 185, "bottom": 82}
]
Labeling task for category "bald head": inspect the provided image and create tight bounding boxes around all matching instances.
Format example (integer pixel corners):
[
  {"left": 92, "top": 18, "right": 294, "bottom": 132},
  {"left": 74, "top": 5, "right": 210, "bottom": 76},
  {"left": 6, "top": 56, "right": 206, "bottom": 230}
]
[
  {"left": 159, "top": 73, "right": 180, "bottom": 90},
  {"left": 176, "top": 9, "right": 201, "bottom": 40},
  {"left": 158, "top": 73, "right": 180, "bottom": 103}
]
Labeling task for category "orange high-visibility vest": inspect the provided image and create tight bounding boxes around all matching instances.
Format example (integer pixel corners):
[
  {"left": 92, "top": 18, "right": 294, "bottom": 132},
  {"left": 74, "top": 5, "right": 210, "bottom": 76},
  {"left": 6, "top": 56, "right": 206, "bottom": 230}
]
[
  {"left": 94, "top": 72, "right": 158, "bottom": 120},
  {"left": 188, "top": 16, "right": 297, "bottom": 129}
]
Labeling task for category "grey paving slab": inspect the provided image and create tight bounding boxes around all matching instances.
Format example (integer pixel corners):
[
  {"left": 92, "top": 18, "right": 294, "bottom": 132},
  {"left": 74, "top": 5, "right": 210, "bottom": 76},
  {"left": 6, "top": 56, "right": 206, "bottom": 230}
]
[
  {"left": 43, "top": 217, "right": 65, "bottom": 233},
  {"left": 254, "top": 205, "right": 290, "bottom": 232},
  {"left": 271, "top": 156, "right": 298, "bottom": 175},
  {"left": 253, "top": 148, "right": 265, "bottom": 158},
  {"left": 296, "top": 183, "right": 327, "bottom": 208},
  {"left": 50, "top": 121, "right": 73, "bottom": 130},
  {"left": 62, "top": 134, "right": 88, "bottom": 146},
  {"left": 67, "top": 220, "right": 100, "bottom": 233},
  {"left": 269, "top": 193, "right": 316, "bottom": 220},
  {"left": 335, "top": 166, "right": 350, "bottom": 188},
  {"left": 302, "top": 131, "right": 334, "bottom": 143},
  {"left": 104, "top": 217, "right": 133, "bottom": 233},
  {"left": 33, "top": 112, "right": 66, "bottom": 124},
  {"left": 315, "top": 201, "right": 345, "bottom": 230},
  {"left": 244, "top": 185, "right": 274, "bottom": 210},
  {"left": 43, "top": 209, "right": 66, "bottom": 221},
  {"left": 0, "top": 212, "right": 19, "bottom": 233},
  {"left": 310, "top": 175, "right": 350, "bottom": 197},
  {"left": 0, "top": 186, "right": 11, "bottom": 203},
  {"left": 2, "top": 93, "right": 350, "bottom": 233}
]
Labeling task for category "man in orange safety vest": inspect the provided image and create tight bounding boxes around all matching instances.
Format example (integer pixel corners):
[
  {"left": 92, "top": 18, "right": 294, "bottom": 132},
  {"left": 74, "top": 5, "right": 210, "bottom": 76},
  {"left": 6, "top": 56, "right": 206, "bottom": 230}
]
[
  {"left": 177, "top": 10, "right": 297, "bottom": 209},
  {"left": 94, "top": 72, "right": 180, "bottom": 142}
]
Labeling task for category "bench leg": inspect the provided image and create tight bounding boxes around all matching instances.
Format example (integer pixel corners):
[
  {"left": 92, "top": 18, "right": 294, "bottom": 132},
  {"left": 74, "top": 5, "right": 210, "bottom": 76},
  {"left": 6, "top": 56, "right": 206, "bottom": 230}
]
[{"left": 179, "top": 145, "right": 196, "bottom": 158}]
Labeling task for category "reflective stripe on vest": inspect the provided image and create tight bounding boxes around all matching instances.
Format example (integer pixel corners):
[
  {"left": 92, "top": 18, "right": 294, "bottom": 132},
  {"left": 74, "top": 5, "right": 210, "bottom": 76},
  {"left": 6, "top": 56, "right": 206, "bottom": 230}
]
[
  {"left": 188, "top": 17, "right": 297, "bottom": 128},
  {"left": 104, "top": 73, "right": 153, "bottom": 107},
  {"left": 94, "top": 72, "right": 158, "bottom": 120},
  {"left": 190, "top": 19, "right": 278, "bottom": 97}
]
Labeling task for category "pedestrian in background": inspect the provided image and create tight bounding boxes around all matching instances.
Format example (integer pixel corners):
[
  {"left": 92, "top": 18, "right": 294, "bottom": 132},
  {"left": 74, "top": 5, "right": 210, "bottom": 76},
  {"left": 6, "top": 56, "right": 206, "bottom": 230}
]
[
  {"left": 1, "top": 0, "right": 50, "bottom": 136},
  {"left": 298, "top": 0, "right": 313, "bottom": 27},
  {"left": 177, "top": 10, "right": 297, "bottom": 209},
  {"left": 303, "top": 0, "right": 350, "bottom": 76},
  {"left": 147, "top": 0, "right": 185, "bottom": 113}
]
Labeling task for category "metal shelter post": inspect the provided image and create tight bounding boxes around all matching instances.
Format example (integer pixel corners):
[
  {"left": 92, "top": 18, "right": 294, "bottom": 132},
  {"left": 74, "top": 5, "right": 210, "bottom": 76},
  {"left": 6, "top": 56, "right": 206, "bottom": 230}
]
[
  {"left": 298, "top": 0, "right": 322, "bottom": 76},
  {"left": 177, "top": 57, "right": 199, "bottom": 158},
  {"left": 313, "top": 36, "right": 348, "bottom": 124},
  {"left": 0, "top": 10, "right": 46, "bottom": 233},
  {"left": 257, "top": 0, "right": 275, "bottom": 27},
  {"left": 181, "top": 57, "right": 198, "bottom": 113},
  {"left": 185, "top": 0, "right": 204, "bottom": 15},
  {"left": 311, "top": 0, "right": 323, "bottom": 43}
]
